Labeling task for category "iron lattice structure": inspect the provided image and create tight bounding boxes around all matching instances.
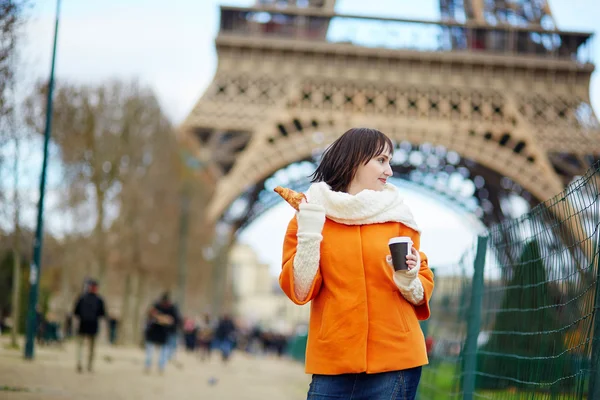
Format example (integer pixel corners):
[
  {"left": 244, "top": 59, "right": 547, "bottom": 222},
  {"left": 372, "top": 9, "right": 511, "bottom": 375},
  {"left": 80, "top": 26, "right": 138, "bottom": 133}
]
[{"left": 180, "top": 0, "right": 599, "bottom": 233}]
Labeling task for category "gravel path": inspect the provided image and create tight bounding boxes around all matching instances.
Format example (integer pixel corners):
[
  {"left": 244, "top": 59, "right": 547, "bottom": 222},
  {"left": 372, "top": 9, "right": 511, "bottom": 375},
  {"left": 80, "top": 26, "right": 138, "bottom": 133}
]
[{"left": 0, "top": 337, "right": 311, "bottom": 400}]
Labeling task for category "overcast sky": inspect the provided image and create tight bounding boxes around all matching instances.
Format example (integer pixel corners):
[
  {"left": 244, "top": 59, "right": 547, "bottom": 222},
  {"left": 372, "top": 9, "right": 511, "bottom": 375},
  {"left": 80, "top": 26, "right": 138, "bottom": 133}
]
[{"left": 11, "top": 0, "right": 600, "bottom": 276}]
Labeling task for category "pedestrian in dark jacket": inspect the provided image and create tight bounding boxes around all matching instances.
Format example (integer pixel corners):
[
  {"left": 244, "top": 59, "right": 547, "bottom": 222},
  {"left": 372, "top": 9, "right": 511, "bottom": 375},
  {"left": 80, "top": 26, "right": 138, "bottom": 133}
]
[
  {"left": 214, "top": 314, "right": 237, "bottom": 363},
  {"left": 144, "top": 292, "right": 178, "bottom": 374},
  {"left": 73, "top": 279, "right": 106, "bottom": 373}
]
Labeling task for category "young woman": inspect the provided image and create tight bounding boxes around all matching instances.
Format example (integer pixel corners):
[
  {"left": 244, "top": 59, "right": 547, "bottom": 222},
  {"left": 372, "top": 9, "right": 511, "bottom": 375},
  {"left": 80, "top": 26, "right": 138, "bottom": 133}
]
[{"left": 279, "top": 128, "right": 434, "bottom": 400}]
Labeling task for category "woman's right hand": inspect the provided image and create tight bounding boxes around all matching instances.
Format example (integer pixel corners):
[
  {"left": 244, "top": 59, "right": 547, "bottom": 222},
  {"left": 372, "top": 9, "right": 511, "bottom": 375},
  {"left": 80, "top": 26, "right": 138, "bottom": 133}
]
[{"left": 297, "top": 201, "right": 326, "bottom": 237}]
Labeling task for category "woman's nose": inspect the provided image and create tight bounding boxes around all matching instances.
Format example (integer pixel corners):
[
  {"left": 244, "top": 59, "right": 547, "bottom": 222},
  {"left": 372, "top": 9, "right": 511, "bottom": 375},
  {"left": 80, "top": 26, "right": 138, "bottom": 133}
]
[{"left": 384, "top": 164, "right": 393, "bottom": 176}]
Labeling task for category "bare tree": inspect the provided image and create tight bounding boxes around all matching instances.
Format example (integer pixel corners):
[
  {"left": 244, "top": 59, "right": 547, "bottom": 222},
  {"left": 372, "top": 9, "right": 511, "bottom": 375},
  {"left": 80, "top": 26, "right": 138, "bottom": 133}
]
[
  {"left": 111, "top": 90, "right": 175, "bottom": 343},
  {"left": 0, "top": 0, "right": 26, "bottom": 169},
  {"left": 22, "top": 79, "right": 193, "bottom": 342},
  {"left": 0, "top": 0, "right": 29, "bottom": 349},
  {"left": 24, "top": 81, "right": 169, "bottom": 285},
  {"left": 23, "top": 79, "right": 217, "bottom": 342},
  {"left": 0, "top": 1, "right": 24, "bottom": 114}
]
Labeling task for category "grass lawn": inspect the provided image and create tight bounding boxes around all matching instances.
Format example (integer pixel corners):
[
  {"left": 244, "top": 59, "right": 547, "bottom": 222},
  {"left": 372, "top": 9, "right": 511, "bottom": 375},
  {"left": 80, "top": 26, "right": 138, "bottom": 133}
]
[{"left": 418, "top": 361, "right": 588, "bottom": 400}]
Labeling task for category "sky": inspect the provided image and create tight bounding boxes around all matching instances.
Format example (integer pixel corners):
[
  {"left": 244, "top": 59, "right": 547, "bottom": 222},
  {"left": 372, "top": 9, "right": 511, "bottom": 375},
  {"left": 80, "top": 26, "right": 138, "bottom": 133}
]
[{"left": 10, "top": 0, "right": 600, "bottom": 276}]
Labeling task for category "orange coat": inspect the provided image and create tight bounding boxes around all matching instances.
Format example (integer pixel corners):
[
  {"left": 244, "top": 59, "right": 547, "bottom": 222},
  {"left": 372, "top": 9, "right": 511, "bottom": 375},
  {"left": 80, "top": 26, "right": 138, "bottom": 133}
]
[{"left": 280, "top": 216, "right": 434, "bottom": 375}]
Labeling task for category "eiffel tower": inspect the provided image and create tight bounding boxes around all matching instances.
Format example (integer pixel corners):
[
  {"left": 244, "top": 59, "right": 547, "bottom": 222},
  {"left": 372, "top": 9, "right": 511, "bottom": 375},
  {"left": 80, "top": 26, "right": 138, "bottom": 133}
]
[{"left": 179, "top": 0, "right": 599, "bottom": 309}]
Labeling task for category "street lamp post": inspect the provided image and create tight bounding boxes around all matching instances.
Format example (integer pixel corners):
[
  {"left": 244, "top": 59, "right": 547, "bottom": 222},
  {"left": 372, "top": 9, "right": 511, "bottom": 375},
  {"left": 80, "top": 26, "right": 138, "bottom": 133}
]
[{"left": 24, "top": 0, "right": 61, "bottom": 360}]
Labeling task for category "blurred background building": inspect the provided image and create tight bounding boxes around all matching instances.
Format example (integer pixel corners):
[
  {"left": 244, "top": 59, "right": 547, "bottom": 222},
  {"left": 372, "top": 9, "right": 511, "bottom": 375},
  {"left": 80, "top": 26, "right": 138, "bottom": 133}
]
[{"left": 230, "top": 243, "right": 309, "bottom": 332}]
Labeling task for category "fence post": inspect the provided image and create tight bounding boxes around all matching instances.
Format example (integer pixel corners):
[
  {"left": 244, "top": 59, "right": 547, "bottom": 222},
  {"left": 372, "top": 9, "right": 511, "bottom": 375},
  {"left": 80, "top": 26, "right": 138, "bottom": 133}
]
[
  {"left": 589, "top": 233, "right": 600, "bottom": 399},
  {"left": 463, "top": 235, "right": 488, "bottom": 400}
]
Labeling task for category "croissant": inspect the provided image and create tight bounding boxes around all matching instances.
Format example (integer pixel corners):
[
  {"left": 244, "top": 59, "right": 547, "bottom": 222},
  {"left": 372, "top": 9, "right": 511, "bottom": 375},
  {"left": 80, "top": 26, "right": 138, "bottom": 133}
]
[{"left": 274, "top": 186, "right": 307, "bottom": 211}]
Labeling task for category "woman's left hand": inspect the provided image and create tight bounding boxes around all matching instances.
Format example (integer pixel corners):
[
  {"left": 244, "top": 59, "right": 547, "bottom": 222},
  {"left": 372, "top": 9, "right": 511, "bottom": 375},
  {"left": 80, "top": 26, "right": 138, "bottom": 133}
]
[
  {"left": 406, "top": 247, "right": 420, "bottom": 271},
  {"left": 386, "top": 246, "right": 424, "bottom": 305}
]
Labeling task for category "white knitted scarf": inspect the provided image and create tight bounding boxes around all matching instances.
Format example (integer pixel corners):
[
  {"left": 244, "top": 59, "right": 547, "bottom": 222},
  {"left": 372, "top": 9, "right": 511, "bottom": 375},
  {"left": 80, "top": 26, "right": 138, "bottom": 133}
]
[{"left": 305, "top": 182, "right": 421, "bottom": 233}]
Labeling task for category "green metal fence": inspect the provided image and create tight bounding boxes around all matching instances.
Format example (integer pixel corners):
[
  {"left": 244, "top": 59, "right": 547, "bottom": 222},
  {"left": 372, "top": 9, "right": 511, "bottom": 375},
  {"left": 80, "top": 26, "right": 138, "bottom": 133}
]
[
  {"left": 418, "top": 247, "right": 475, "bottom": 399},
  {"left": 420, "top": 163, "right": 600, "bottom": 400}
]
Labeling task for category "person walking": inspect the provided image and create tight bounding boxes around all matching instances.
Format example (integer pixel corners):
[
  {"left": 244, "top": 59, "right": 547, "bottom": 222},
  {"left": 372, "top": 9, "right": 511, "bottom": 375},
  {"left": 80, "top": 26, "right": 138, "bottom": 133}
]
[
  {"left": 164, "top": 302, "right": 181, "bottom": 365},
  {"left": 73, "top": 279, "right": 106, "bottom": 373},
  {"left": 144, "top": 292, "right": 178, "bottom": 375},
  {"left": 196, "top": 313, "right": 214, "bottom": 361},
  {"left": 279, "top": 128, "right": 435, "bottom": 399},
  {"left": 183, "top": 317, "right": 197, "bottom": 352},
  {"left": 214, "top": 314, "right": 237, "bottom": 363}
]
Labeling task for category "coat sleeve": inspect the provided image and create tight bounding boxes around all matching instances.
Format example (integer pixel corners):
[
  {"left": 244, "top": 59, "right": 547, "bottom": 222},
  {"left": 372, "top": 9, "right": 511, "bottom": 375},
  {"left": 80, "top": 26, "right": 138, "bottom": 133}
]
[
  {"left": 409, "top": 230, "right": 435, "bottom": 320},
  {"left": 279, "top": 216, "right": 323, "bottom": 305}
]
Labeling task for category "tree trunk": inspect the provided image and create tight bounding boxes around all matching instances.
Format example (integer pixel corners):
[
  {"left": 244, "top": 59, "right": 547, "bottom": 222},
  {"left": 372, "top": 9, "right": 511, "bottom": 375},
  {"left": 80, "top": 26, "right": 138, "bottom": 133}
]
[
  {"left": 176, "top": 183, "right": 191, "bottom": 313},
  {"left": 117, "top": 272, "right": 132, "bottom": 345},
  {"left": 10, "top": 138, "right": 21, "bottom": 348},
  {"left": 211, "top": 227, "right": 236, "bottom": 316},
  {"left": 131, "top": 270, "right": 146, "bottom": 346},
  {"left": 60, "top": 240, "right": 73, "bottom": 321},
  {"left": 10, "top": 232, "right": 21, "bottom": 348},
  {"left": 130, "top": 215, "right": 145, "bottom": 346},
  {"left": 94, "top": 185, "right": 107, "bottom": 285}
]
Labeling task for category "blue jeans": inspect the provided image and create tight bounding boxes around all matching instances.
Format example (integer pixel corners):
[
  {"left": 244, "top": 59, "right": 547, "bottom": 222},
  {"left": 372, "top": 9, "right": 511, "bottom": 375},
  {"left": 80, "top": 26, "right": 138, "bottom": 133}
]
[
  {"left": 145, "top": 342, "right": 168, "bottom": 371},
  {"left": 307, "top": 367, "right": 422, "bottom": 400},
  {"left": 166, "top": 332, "right": 177, "bottom": 361},
  {"left": 218, "top": 339, "right": 234, "bottom": 360}
]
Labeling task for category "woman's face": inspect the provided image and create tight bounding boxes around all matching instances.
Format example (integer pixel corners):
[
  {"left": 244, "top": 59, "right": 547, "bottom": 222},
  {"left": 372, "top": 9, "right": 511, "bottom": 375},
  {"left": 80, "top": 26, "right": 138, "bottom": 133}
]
[{"left": 347, "top": 146, "right": 393, "bottom": 195}]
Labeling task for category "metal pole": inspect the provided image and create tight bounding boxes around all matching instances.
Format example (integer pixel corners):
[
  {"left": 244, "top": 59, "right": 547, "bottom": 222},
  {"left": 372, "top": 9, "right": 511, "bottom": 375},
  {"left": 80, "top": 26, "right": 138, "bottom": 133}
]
[
  {"left": 24, "top": 0, "right": 61, "bottom": 360},
  {"left": 588, "top": 232, "right": 600, "bottom": 399},
  {"left": 463, "top": 235, "right": 488, "bottom": 400}
]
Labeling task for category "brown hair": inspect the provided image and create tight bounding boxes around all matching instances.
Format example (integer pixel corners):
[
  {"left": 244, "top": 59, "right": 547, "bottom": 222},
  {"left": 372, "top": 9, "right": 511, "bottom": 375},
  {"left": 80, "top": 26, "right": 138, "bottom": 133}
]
[{"left": 310, "top": 128, "right": 393, "bottom": 192}]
